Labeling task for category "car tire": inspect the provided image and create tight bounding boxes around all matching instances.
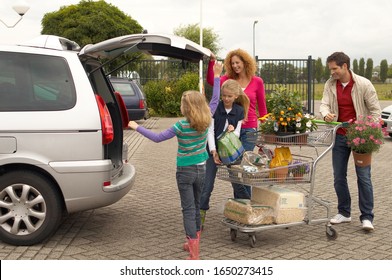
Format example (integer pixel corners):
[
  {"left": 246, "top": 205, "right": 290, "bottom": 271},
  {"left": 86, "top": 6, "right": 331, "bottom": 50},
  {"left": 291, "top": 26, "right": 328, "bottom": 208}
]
[{"left": 0, "top": 170, "right": 63, "bottom": 246}]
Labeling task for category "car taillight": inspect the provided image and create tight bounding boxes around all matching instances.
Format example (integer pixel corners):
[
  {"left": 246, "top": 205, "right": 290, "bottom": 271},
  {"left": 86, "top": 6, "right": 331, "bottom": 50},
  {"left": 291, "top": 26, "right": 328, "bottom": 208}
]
[
  {"left": 95, "top": 95, "right": 114, "bottom": 144},
  {"left": 114, "top": 91, "right": 129, "bottom": 128},
  {"left": 139, "top": 100, "right": 145, "bottom": 109}
]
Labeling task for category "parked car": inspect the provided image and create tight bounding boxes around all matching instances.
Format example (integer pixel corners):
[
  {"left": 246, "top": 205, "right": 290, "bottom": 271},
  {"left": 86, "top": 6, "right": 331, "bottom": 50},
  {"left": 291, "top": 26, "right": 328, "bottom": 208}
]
[
  {"left": 110, "top": 77, "right": 149, "bottom": 121},
  {"left": 0, "top": 33, "right": 211, "bottom": 246},
  {"left": 381, "top": 105, "right": 392, "bottom": 137}
]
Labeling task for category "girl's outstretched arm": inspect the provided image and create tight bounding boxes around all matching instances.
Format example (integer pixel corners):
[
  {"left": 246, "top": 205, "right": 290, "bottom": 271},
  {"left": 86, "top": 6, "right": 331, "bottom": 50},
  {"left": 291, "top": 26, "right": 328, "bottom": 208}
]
[{"left": 128, "top": 121, "right": 176, "bottom": 142}]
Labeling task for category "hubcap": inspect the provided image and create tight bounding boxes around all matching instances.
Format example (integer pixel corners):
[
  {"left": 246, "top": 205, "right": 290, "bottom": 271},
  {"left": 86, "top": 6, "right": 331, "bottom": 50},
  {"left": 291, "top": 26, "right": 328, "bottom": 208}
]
[{"left": 0, "top": 184, "right": 46, "bottom": 235}]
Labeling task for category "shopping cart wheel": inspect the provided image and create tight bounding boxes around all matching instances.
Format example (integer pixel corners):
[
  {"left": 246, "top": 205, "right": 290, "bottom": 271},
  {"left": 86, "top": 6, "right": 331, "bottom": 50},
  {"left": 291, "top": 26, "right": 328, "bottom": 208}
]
[
  {"left": 326, "top": 225, "right": 338, "bottom": 240},
  {"left": 230, "top": 229, "right": 237, "bottom": 241},
  {"left": 249, "top": 234, "right": 256, "bottom": 248}
]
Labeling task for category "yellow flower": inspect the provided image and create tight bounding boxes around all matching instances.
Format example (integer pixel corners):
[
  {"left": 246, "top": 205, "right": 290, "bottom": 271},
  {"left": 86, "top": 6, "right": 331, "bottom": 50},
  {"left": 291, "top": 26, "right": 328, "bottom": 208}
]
[{"left": 280, "top": 110, "right": 285, "bottom": 115}]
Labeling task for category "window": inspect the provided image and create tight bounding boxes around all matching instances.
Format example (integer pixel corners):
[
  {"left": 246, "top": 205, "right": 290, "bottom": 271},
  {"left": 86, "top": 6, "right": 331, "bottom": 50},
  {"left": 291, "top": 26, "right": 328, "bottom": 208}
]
[
  {"left": 0, "top": 52, "right": 76, "bottom": 111},
  {"left": 111, "top": 82, "right": 136, "bottom": 96}
]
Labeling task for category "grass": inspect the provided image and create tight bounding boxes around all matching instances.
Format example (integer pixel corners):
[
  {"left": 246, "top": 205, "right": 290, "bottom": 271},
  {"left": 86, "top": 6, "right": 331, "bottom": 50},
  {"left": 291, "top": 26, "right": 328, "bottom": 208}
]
[{"left": 314, "top": 83, "right": 392, "bottom": 100}]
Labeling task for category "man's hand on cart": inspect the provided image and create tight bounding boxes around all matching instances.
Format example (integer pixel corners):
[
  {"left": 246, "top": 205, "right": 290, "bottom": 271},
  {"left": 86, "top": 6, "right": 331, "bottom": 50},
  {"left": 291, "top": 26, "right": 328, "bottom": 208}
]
[{"left": 323, "top": 113, "right": 336, "bottom": 122}]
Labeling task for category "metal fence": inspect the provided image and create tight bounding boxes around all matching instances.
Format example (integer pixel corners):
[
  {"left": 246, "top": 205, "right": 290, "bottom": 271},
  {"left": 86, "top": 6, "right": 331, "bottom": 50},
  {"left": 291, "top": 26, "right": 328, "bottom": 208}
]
[{"left": 116, "top": 56, "right": 316, "bottom": 114}]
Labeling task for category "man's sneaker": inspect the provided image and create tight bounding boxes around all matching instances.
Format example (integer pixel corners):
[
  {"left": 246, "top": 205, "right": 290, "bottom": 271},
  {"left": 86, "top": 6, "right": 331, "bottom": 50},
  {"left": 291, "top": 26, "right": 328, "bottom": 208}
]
[
  {"left": 330, "top": 214, "right": 351, "bottom": 224},
  {"left": 362, "top": 220, "right": 374, "bottom": 231}
]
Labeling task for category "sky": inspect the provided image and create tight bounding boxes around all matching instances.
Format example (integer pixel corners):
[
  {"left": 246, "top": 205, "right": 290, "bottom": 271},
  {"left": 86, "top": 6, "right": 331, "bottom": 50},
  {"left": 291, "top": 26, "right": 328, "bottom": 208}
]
[{"left": 1, "top": 0, "right": 391, "bottom": 66}]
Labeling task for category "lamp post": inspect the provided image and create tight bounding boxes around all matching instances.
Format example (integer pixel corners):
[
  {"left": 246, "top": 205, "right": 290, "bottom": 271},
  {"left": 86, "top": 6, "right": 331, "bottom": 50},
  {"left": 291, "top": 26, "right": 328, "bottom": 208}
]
[
  {"left": 199, "top": 0, "right": 204, "bottom": 94},
  {"left": 252, "top": 20, "right": 258, "bottom": 59},
  {"left": 0, "top": 1, "right": 30, "bottom": 28}
]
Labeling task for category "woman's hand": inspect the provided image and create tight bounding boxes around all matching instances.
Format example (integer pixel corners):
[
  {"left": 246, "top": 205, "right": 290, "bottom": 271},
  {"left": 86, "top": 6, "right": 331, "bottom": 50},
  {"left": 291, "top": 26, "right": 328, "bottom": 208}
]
[
  {"left": 210, "top": 53, "right": 216, "bottom": 62},
  {"left": 128, "top": 121, "right": 139, "bottom": 130},
  {"left": 227, "top": 124, "right": 234, "bottom": 132}
]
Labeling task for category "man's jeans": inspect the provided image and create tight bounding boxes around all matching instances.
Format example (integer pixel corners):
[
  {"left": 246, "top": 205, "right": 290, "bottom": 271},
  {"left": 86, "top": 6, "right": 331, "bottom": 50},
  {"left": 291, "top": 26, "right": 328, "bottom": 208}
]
[
  {"left": 231, "top": 128, "right": 256, "bottom": 199},
  {"left": 332, "top": 134, "right": 374, "bottom": 222},
  {"left": 176, "top": 164, "right": 206, "bottom": 239}
]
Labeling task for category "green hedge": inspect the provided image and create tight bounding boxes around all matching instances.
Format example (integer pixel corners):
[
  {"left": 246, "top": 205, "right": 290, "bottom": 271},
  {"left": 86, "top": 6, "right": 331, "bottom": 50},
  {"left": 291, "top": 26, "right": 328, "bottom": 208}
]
[{"left": 144, "top": 72, "right": 200, "bottom": 117}]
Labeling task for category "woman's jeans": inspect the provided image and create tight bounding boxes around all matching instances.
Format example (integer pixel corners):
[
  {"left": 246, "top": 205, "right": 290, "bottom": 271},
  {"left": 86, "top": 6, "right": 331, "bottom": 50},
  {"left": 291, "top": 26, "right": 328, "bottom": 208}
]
[
  {"left": 176, "top": 164, "right": 206, "bottom": 239},
  {"left": 231, "top": 128, "right": 256, "bottom": 199},
  {"left": 332, "top": 134, "right": 374, "bottom": 222}
]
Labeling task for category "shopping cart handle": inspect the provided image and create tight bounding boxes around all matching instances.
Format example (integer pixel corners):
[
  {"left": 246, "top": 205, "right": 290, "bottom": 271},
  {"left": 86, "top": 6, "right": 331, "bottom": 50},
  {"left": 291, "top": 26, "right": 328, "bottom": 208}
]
[{"left": 313, "top": 119, "right": 349, "bottom": 127}]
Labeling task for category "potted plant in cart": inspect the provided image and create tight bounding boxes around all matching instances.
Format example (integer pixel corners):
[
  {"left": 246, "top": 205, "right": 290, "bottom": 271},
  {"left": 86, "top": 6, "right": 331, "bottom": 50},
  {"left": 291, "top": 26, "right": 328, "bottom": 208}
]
[
  {"left": 288, "top": 160, "right": 310, "bottom": 180},
  {"left": 346, "top": 115, "right": 387, "bottom": 167},
  {"left": 259, "top": 86, "right": 317, "bottom": 144}
]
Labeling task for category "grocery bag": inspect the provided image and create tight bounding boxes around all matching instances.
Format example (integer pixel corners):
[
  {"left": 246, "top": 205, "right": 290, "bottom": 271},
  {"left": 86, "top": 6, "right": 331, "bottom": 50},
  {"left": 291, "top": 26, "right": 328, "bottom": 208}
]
[{"left": 217, "top": 131, "right": 244, "bottom": 165}]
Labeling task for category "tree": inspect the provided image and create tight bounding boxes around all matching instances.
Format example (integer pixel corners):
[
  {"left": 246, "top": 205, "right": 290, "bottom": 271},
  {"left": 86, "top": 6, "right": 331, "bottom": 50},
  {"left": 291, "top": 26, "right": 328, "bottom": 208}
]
[
  {"left": 174, "top": 23, "right": 221, "bottom": 55},
  {"left": 41, "top": 0, "right": 146, "bottom": 76},
  {"left": 380, "top": 59, "right": 388, "bottom": 82},
  {"left": 365, "top": 58, "right": 373, "bottom": 80},
  {"left": 353, "top": 59, "right": 358, "bottom": 74},
  {"left": 359, "top": 58, "right": 365, "bottom": 76},
  {"left": 41, "top": 0, "right": 143, "bottom": 47},
  {"left": 314, "top": 57, "right": 324, "bottom": 83},
  {"left": 323, "top": 63, "right": 330, "bottom": 81}
]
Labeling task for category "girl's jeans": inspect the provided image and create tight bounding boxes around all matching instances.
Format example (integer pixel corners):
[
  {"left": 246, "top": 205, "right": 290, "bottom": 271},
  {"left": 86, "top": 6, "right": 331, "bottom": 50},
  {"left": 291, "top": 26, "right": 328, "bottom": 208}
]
[
  {"left": 231, "top": 128, "right": 257, "bottom": 199},
  {"left": 176, "top": 164, "right": 206, "bottom": 239},
  {"left": 332, "top": 134, "right": 374, "bottom": 222}
]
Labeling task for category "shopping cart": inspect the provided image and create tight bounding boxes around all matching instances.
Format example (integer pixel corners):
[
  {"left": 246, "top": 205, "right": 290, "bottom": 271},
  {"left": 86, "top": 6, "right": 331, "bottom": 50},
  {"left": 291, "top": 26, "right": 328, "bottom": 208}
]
[{"left": 216, "top": 121, "right": 344, "bottom": 247}]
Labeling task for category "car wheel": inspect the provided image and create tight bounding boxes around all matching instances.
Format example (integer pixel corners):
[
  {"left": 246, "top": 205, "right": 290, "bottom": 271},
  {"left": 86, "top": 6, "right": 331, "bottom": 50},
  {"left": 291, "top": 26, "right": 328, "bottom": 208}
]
[{"left": 0, "top": 170, "right": 63, "bottom": 246}]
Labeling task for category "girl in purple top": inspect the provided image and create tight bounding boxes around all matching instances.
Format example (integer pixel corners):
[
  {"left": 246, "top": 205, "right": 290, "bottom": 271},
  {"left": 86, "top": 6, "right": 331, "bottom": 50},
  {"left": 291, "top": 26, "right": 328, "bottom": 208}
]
[{"left": 128, "top": 63, "right": 223, "bottom": 260}]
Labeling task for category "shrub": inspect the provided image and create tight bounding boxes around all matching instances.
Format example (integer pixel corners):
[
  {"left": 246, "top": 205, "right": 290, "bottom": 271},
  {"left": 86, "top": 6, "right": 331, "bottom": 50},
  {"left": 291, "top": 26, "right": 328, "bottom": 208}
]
[{"left": 144, "top": 72, "right": 199, "bottom": 117}]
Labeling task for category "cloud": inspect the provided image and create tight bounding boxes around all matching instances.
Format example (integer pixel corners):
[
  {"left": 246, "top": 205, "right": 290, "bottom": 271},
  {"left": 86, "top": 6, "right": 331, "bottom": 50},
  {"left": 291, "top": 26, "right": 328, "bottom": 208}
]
[{"left": 1, "top": 0, "right": 391, "bottom": 65}]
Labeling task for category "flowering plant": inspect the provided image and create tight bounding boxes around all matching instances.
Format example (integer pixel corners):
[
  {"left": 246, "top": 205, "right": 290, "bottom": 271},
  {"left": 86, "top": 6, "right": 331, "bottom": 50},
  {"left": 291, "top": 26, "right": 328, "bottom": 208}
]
[
  {"left": 259, "top": 86, "right": 317, "bottom": 134},
  {"left": 346, "top": 115, "right": 387, "bottom": 154},
  {"left": 288, "top": 160, "right": 310, "bottom": 175}
]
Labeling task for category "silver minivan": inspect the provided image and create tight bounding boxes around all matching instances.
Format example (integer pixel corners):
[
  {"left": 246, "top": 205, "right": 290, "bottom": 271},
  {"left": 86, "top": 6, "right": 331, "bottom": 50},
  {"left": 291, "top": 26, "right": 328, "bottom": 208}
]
[{"left": 0, "top": 34, "right": 211, "bottom": 245}]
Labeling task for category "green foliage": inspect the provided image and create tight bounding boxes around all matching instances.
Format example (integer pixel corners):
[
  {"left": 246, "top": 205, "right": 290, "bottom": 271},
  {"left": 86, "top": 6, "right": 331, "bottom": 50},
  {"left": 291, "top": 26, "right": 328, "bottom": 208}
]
[
  {"left": 41, "top": 0, "right": 143, "bottom": 46},
  {"left": 260, "top": 86, "right": 317, "bottom": 134},
  {"left": 315, "top": 57, "right": 324, "bottom": 83},
  {"left": 359, "top": 58, "right": 365, "bottom": 76},
  {"left": 365, "top": 58, "right": 373, "bottom": 80},
  {"left": 41, "top": 0, "right": 146, "bottom": 76},
  {"left": 144, "top": 72, "right": 199, "bottom": 117},
  {"left": 380, "top": 60, "right": 388, "bottom": 82},
  {"left": 353, "top": 59, "right": 359, "bottom": 74},
  {"left": 173, "top": 23, "right": 221, "bottom": 55},
  {"left": 323, "top": 63, "right": 330, "bottom": 81}
]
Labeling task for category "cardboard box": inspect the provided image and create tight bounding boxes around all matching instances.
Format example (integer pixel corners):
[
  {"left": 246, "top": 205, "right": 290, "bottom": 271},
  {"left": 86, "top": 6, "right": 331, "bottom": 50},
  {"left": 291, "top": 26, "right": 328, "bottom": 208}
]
[
  {"left": 251, "top": 185, "right": 306, "bottom": 209},
  {"left": 274, "top": 208, "right": 307, "bottom": 224},
  {"left": 251, "top": 186, "right": 307, "bottom": 224}
]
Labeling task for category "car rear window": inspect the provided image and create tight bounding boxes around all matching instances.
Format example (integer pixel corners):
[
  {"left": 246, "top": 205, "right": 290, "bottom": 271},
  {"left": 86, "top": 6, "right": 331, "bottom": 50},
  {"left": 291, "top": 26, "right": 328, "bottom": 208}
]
[
  {"left": 0, "top": 52, "right": 76, "bottom": 111},
  {"left": 111, "top": 81, "right": 136, "bottom": 96}
]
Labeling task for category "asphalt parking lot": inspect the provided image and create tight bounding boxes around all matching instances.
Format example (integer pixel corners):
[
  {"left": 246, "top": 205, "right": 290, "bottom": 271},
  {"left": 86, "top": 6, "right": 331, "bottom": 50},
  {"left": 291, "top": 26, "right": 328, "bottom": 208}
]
[{"left": 1, "top": 102, "right": 392, "bottom": 260}]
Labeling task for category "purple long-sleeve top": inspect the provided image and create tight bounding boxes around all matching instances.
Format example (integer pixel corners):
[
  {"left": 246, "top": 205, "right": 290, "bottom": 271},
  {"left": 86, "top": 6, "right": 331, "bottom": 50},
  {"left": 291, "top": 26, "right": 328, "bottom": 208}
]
[{"left": 135, "top": 77, "right": 221, "bottom": 142}]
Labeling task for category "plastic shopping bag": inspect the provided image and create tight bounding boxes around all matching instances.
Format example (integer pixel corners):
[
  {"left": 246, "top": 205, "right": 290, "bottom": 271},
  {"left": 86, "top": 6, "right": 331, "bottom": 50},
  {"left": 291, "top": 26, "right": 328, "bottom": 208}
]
[{"left": 217, "top": 131, "right": 244, "bottom": 165}]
